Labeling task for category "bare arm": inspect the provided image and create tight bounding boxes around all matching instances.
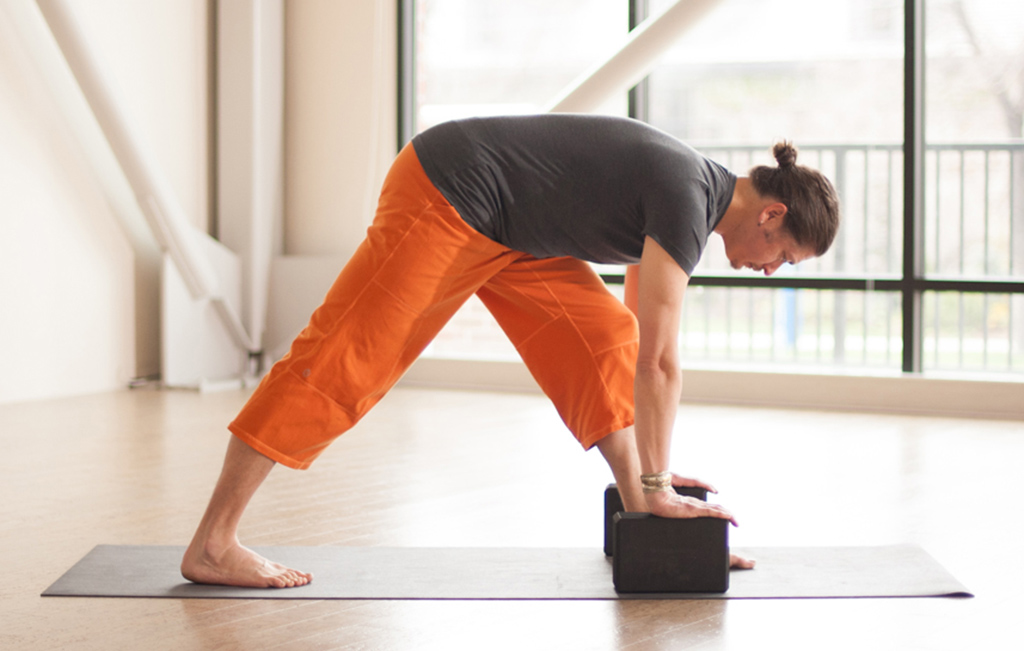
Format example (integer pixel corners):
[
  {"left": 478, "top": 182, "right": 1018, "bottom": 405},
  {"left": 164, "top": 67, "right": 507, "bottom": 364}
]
[
  {"left": 613, "top": 244, "right": 752, "bottom": 566},
  {"left": 634, "top": 237, "right": 687, "bottom": 477},
  {"left": 634, "top": 237, "right": 738, "bottom": 525}
]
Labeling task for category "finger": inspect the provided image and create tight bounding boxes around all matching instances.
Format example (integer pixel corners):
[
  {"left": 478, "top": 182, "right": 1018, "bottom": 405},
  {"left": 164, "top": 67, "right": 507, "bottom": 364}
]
[
  {"left": 671, "top": 474, "right": 718, "bottom": 494},
  {"left": 698, "top": 502, "right": 739, "bottom": 527}
]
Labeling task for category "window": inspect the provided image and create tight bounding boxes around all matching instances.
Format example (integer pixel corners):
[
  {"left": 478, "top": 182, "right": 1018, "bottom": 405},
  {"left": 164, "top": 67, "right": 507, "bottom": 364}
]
[
  {"left": 921, "top": 0, "right": 1024, "bottom": 372},
  {"left": 639, "top": 0, "right": 906, "bottom": 371},
  {"left": 407, "top": 0, "right": 627, "bottom": 133},
  {"left": 404, "top": 0, "right": 628, "bottom": 361},
  {"left": 400, "top": 0, "right": 1024, "bottom": 376}
]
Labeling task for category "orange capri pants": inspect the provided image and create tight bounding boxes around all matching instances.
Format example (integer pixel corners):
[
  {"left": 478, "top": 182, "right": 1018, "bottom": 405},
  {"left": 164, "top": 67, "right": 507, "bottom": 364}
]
[{"left": 230, "top": 145, "right": 639, "bottom": 469}]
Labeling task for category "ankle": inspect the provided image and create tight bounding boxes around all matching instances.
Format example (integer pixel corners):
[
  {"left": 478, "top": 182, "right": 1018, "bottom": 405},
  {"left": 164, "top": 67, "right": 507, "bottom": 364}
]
[{"left": 188, "top": 527, "right": 239, "bottom": 559}]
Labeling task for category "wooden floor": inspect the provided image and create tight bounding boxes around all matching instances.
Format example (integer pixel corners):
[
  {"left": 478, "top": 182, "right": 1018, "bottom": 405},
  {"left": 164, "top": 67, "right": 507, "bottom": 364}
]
[{"left": 2, "top": 385, "right": 1021, "bottom": 650}]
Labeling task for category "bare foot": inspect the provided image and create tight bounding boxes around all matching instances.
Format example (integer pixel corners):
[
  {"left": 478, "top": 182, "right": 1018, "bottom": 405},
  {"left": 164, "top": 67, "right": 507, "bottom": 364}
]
[
  {"left": 730, "top": 552, "right": 756, "bottom": 570},
  {"left": 181, "top": 539, "right": 313, "bottom": 588}
]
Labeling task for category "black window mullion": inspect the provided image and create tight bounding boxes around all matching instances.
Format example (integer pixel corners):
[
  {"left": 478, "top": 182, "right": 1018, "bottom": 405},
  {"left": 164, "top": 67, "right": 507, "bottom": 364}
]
[{"left": 628, "top": 0, "right": 649, "bottom": 121}]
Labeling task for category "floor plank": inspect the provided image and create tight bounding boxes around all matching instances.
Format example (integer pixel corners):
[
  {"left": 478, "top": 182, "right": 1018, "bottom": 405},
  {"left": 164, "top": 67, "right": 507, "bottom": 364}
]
[{"left": 1, "top": 386, "right": 1020, "bottom": 650}]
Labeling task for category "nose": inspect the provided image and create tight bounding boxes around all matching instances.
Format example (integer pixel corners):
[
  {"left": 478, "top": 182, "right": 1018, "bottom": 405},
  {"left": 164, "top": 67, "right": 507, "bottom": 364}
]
[{"left": 763, "top": 261, "right": 783, "bottom": 276}]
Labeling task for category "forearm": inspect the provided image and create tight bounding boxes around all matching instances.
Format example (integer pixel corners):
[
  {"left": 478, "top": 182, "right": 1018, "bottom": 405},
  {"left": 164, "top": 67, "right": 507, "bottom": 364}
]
[
  {"left": 594, "top": 428, "right": 645, "bottom": 511},
  {"left": 633, "top": 360, "right": 681, "bottom": 475}
]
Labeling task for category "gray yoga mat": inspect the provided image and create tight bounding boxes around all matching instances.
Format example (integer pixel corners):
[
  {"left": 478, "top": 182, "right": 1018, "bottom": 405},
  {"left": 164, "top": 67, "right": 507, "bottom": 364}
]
[{"left": 42, "top": 544, "right": 972, "bottom": 600}]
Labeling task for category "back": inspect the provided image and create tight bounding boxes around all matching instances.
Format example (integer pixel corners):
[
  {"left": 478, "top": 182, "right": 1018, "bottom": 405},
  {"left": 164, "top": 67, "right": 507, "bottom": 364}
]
[{"left": 411, "top": 114, "right": 735, "bottom": 274}]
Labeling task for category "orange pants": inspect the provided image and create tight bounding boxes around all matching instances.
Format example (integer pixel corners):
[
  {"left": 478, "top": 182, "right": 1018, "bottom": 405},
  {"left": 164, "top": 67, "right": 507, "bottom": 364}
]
[{"left": 230, "top": 145, "right": 639, "bottom": 469}]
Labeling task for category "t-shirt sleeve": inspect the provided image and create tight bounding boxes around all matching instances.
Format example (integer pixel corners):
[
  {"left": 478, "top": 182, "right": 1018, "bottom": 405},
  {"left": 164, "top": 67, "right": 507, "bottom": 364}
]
[{"left": 641, "top": 178, "right": 714, "bottom": 276}]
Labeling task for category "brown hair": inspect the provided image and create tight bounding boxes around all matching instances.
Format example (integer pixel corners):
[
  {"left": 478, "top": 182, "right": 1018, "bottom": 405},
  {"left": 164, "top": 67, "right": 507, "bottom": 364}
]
[{"left": 749, "top": 141, "right": 841, "bottom": 257}]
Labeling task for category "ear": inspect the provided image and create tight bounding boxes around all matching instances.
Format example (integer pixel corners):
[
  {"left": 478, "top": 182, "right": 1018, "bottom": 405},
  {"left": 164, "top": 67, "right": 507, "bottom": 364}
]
[{"left": 758, "top": 202, "right": 788, "bottom": 227}]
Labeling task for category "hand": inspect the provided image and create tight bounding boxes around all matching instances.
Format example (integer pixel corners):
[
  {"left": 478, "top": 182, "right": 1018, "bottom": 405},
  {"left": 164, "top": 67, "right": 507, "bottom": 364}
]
[
  {"left": 644, "top": 489, "right": 739, "bottom": 526},
  {"left": 649, "top": 473, "right": 756, "bottom": 570}
]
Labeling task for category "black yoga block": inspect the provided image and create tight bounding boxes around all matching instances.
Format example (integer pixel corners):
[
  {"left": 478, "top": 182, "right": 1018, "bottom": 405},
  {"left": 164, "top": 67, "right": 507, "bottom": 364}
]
[
  {"left": 612, "top": 513, "right": 730, "bottom": 593},
  {"left": 603, "top": 483, "right": 707, "bottom": 556}
]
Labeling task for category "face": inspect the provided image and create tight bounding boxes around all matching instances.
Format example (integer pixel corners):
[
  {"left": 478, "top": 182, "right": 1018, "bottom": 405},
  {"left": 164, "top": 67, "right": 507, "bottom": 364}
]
[{"left": 722, "top": 204, "right": 817, "bottom": 276}]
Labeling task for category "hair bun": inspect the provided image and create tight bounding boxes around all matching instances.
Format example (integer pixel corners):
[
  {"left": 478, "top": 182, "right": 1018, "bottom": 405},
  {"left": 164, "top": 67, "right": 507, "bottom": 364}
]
[{"left": 772, "top": 141, "right": 798, "bottom": 168}]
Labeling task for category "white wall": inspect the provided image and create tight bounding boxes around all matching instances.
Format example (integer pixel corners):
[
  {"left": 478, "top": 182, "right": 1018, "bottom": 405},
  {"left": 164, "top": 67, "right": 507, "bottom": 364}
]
[
  {"left": 0, "top": 0, "right": 396, "bottom": 403},
  {"left": 0, "top": 0, "right": 211, "bottom": 403},
  {"left": 72, "top": 0, "right": 212, "bottom": 235},
  {"left": 284, "top": 0, "right": 396, "bottom": 257},
  {"left": 0, "top": 29, "right": 134, "bottom": 403},
  {"left": 262, "top": 0, "right": 397, "bottom": 359}
]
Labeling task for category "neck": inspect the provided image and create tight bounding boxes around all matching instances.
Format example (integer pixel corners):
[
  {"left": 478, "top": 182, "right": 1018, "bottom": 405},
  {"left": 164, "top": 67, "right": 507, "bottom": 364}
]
[{"left": 715, "top": 177, "right": 762, "bottom": 236}]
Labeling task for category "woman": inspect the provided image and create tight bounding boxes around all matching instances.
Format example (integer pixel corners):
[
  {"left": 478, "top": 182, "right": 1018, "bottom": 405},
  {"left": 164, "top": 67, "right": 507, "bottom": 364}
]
[{"left": 181, "top": 114, "right": 840, "bottom": 588}]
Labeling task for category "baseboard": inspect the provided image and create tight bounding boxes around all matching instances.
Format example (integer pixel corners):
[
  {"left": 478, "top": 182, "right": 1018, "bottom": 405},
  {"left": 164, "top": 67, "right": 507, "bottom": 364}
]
[{"left": 398, "top": 357, "right": 1024, "bottom": 420}]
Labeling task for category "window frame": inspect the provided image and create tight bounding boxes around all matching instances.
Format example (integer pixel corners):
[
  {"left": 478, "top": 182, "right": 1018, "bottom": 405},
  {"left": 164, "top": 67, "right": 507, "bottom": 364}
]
[{"left": 397, "top": 0, "right": 1024, "bottom": 375}]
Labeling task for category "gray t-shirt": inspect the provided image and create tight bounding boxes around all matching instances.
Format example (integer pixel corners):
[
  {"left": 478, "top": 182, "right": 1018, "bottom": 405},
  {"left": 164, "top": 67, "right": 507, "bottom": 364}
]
[{"left": 411, "top": 114, "right": 736, "bottom": 275}]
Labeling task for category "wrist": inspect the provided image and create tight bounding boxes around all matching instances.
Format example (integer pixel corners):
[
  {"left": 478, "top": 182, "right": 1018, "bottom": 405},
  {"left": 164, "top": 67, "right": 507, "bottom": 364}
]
[{"left": 643, "top": 488, "right": 673, "bottom": 513}]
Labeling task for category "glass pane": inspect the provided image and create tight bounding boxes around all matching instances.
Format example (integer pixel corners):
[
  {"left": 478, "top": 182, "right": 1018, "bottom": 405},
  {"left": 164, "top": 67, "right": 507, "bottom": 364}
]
[
  {"left": 422, "top": 295, "right": 520, "bottom": 361},
  {"left": 923, "top": 292, "right": 1021, "bottom": 372},
  {"left": 415, "top": 0, "right": 628, "bottom": 131},
  {"left": 647, "top": 0, "right": 905, "bottom": 279},
  {"left": 415, "top": 0, "right": 628, "bottom": 361},
  {"left": 925, "top": 0, "right": 1024, "bottom": 279},
  {"left": 680, "top": 288, "right": 903, "bottom": 371}
]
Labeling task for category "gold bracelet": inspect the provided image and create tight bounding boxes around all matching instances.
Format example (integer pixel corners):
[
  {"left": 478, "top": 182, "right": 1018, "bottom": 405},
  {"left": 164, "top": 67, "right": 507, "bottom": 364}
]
[
  {"left": 640, "top": 471, "right": 672, "bottom": 485},
  {"left": 642, "top": 484, "right": 674, "bottom": 494},
  {"left": 640, "top": 471, "right": 673, "bottom": 494}
]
